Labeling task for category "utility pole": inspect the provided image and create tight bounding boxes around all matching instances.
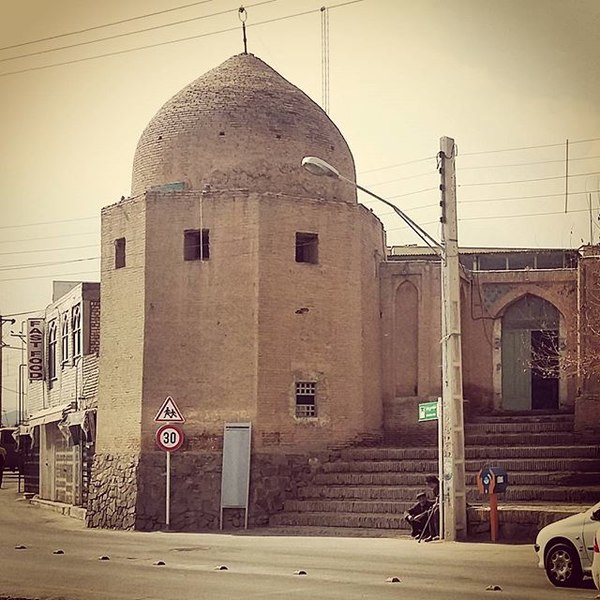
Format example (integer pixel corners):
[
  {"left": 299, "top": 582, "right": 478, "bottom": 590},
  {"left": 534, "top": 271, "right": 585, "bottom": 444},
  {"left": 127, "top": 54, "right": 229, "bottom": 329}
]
[
  {"left": 439, "top": 136, "right": 467, "bottom": 541},
  {"left": 0, "top": 316, "right": 16, "bottom": 427}
]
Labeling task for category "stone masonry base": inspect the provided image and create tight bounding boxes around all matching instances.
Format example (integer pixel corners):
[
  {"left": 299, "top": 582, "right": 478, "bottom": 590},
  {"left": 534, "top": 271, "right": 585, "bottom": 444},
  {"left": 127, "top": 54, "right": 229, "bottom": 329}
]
[{"left": 86, "top": 450, "right": 323, "bottom": 531}]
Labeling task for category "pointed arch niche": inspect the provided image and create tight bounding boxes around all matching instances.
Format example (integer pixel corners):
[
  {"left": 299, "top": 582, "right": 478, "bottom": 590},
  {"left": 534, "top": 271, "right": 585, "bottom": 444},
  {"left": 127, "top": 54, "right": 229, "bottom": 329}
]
[
  {"left": 493, "top": 294, "right": 565, "bottom": 411},
  {"left": 394, "top": 280, "right": 419, "bottom": 397}
]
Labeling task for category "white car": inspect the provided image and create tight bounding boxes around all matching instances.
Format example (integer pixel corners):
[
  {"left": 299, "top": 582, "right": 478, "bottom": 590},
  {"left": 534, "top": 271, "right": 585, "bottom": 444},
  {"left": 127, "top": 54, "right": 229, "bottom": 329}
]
[
  {"left": 534, "top": 502, "right": 600, "bottom": 587},
  {"left": 593, "top": 525, "right": 600, "bottom": 594}
]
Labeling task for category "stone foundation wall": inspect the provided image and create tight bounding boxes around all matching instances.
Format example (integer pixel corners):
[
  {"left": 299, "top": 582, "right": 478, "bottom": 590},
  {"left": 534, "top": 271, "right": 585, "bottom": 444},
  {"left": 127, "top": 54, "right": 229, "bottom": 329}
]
[
  {"left": 86, "top": 453, "right": 139, "bottom": 529},
  {"left": 87, "top": 450, "right": 323, "bottom": 532}
]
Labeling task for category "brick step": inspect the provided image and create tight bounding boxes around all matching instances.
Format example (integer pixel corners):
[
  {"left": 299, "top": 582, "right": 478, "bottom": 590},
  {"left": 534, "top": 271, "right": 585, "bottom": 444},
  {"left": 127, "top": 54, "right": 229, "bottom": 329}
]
[
  {"left": 465, "top": 421, "right": 573, "bottom": 434},
  {"left": 340, "top": 447, "right": 439, "bottom": 461},
  {"left": 469, "top": 414, "right": 574, "bottom": 424},
  {"left": 283, "top": 499, "right": 411, "bottom": 514},
  {"left": 465, "top": 432, "right": 576, "bottom": 446},
  {"left": 467, "top": 503, "right": 586, "bottom": 525},
  {"left": 315, "top": 470, "right": 600, "bottom": 487},
  {"left": 466, "top": 445, "right": 600, "bottom": 459},
  {"left": 321, "top": 460, "right": 439, "bottom": 474},
  {"left": 338, "top": 445, "right": 599, "bottom": 462},
  {"left": 297, "top": 485, "right": 600, "bottom": 504},
  {"left": 321, "top": 457, "right": 600, "bottom": 474},
  {"left": 269, "top": 511, "right": 411, "bottom": 530},
  {"left": 466, "top": 457, "right": 600, "bottom": 472}
]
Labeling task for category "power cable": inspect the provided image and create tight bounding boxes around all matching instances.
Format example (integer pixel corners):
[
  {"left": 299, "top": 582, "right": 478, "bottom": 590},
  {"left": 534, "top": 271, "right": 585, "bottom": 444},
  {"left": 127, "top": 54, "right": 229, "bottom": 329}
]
[
  {"left": 460, "top": 191, "right": 585, "bottom": 204},
  {"left": 0, "top": 0, "right": 367, "bottom": 78},
  {"left": 461, "top": 137, "right": 600, "bottom": 157},
  {"left": 459, "top": 170, "right": 600, "bottom": 188},
  {"left": 460, "top": 206, "right": 593, "bottom": 222},
  {"left": 0, "top": 0, "right": 218, "bottom": 51},
  {"left": 459, "top": 154, "right": 600, "bottom": 171},
  {"left": 359, "top": 155, "right": 436, "bottom": 175},
  {"left": 0, "top": 231, "right": 99, "bottom": 245},
  {"left": 0, "top": 0, "right": 280, "bottom": 64},
  {"left": 0, "top": 256, "right": 99, "bottom": 272},
  {"left": 0, "top": 270, "right": 99, "bottom": 283},
  {"left": 0, "top": 244, "right": 98, "bottom": 257},
  {"left": 0, "top": 216, "right": 98, "bottom": 230}
]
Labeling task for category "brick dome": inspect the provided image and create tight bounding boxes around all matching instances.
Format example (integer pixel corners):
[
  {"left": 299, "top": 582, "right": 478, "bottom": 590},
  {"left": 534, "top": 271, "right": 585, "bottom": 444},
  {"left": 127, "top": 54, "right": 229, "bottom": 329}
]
[{"left": 131, "top": 53, "right": 357, "bottom": 201}]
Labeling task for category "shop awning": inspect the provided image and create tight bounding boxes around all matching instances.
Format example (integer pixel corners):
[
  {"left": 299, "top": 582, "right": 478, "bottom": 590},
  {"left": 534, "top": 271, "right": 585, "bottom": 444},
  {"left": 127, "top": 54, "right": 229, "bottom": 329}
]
[{"left": 28, "top": 403, "right": 73, "bottom": 427}]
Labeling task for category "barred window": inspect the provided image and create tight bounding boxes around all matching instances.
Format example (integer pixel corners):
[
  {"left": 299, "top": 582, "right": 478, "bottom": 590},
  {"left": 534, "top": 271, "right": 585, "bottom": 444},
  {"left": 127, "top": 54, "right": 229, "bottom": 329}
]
[{"left": 295, "top": 381, "right": 317, "bottom": 417}]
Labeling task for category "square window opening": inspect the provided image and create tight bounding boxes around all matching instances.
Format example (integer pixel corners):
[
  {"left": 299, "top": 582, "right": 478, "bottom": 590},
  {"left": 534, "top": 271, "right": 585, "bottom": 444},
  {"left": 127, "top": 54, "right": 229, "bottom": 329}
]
[
  {"left": 295, "top": 381, "right": 317, "bottom": 417},
  {"left": 295, "top": 232, "right": 318, "bottom": 264},
  {"left": 115, "top": 238, "right": 126, "bottom": 269},
  {"left": 184, "top": 229, "right": 210, "bottom": 261}
]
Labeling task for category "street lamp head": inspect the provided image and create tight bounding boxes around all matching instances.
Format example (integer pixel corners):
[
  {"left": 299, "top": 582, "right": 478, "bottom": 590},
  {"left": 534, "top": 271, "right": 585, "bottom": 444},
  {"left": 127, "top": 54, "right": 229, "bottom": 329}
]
[{"left": 301, "top": 156, "right": 340, "bottom": 179}]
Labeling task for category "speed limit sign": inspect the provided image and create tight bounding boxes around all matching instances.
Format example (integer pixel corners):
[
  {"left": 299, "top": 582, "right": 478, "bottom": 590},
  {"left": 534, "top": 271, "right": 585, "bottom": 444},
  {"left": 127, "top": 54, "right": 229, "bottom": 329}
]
[{"left": 156, "top": 424, "right": 184, "bottom": 452}]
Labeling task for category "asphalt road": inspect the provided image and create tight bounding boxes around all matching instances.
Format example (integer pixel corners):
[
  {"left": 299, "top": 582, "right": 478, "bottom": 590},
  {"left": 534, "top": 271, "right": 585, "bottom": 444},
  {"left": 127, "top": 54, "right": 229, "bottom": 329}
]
[{"left": 0, "top": 477, "right": 597, "bottom": 600}]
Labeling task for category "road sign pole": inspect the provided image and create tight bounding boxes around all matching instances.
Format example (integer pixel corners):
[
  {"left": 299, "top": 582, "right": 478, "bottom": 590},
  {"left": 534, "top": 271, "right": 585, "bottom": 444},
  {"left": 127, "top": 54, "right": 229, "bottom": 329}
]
[{"left": 165, "top": 450, "right": 171, "bottom": 529}]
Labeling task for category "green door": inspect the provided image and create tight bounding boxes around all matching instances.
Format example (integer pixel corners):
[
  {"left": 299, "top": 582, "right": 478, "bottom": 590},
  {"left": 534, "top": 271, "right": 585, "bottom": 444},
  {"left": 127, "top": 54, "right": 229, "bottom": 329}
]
[{"left": 502, "top": 329, "right": 532, "bottom": 410}]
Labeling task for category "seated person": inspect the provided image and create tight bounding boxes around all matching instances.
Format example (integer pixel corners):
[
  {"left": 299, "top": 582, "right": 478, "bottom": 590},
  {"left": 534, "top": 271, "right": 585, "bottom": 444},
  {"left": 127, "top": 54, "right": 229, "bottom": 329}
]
[
  {"left": 423, "top": 475, "right": 440, "bottom": 540},
  {"left": 404, "top": 492, "right": 433, "bottom": 538}
]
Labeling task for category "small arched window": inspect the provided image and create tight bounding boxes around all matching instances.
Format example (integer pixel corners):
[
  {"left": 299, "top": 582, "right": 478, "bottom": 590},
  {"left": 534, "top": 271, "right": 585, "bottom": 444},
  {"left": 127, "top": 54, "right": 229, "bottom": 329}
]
[
  {"left": 61, "top": 314, "right": 69, "bottom": 365},
  {"left": 48, "top": 320, "right": 58, "bottom": 380},
  {"left": 71, "top": 304, "right": 81, "bottom": 357}
]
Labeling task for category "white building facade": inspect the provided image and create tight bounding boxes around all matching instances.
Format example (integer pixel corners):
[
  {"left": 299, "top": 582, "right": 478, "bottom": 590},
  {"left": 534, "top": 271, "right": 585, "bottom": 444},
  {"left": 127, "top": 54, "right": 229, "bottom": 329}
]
[{"left": 25, "top": 281, "right": 99, "bottom": 506}]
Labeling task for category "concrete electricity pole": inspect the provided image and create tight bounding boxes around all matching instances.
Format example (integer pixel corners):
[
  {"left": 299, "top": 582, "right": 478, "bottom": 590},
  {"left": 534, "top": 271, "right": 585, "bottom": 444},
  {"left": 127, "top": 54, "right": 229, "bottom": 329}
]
[
  {"left": 0, "top": 316, "right": 16, "bottom": 427},
  {"left": 439, "top": 136, "right": 467, "bottom": 541}
]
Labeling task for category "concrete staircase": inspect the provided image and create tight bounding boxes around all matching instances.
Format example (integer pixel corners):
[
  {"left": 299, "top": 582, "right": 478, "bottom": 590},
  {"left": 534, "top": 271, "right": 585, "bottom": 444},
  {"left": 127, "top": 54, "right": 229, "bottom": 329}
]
[{"left": 269, "top": 414, "right": 600, "bottom": 539}]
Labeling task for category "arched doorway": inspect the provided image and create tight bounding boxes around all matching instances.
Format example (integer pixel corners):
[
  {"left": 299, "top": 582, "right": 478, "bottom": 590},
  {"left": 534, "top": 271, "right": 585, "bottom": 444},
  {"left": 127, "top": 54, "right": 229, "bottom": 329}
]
[{"left": 501, "top": 295, "right": 560, "bottom": 411}]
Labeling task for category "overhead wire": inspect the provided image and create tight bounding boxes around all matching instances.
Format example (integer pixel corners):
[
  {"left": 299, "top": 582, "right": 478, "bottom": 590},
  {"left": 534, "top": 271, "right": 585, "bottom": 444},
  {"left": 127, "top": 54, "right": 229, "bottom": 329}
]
[
  {"left": 0, "top": 231, "right": 99, "bottom": 245},
  {"left": 0, "top": 0, "right": 219, "bottom": 51},
  {"left": 0, "top": 0, "right": 281, "bottom": 64},
  {"left": 0, "top": 215, "right": 98, "bottom": 230},
  {"left": 0, "top": 0, "right": 367, "bottom": 78},
  {"left": 0, "top": 244, "right": 99, "bottom": 257},
  {"left": 460, "top": 137, "right": 600, "bottom": 157},
  {"left": 459, "top": 170, "right": 600, "bottom": 188}
]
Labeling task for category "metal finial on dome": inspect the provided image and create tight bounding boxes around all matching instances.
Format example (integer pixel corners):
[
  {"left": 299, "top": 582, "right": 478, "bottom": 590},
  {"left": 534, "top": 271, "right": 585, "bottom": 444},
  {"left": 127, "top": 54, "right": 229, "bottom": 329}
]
[{"left": 238, "top": 6, "right": 248, "bottom": 55}]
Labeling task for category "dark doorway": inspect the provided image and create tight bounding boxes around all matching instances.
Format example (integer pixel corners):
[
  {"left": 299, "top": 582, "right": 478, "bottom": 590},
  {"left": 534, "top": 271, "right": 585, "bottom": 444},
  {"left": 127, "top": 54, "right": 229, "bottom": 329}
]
[
  {"left": 531, "top": 329, "right": 559, "bottom": 410},
  {"left": 502, "top": 295, "right": 561, "bottom": 411}
]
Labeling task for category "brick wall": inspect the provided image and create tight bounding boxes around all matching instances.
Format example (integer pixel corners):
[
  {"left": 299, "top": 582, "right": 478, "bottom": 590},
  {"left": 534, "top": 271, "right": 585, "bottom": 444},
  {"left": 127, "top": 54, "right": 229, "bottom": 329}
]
[{"left": 95, "top": 197, "right": 146, "bottom": 454}]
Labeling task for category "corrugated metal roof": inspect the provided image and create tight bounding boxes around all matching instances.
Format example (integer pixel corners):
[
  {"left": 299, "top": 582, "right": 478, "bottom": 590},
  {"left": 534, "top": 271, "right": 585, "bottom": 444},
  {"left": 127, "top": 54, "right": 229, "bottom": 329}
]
[{"left": 388, "top": 245, "right": 577, "bottom": 257}]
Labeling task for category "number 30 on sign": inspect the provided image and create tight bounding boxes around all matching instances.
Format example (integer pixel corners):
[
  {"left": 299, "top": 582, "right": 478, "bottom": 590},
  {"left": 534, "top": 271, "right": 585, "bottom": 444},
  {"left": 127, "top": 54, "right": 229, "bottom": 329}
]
[{"left": 155, "top": 424, "right": 184, "bottom": 452}]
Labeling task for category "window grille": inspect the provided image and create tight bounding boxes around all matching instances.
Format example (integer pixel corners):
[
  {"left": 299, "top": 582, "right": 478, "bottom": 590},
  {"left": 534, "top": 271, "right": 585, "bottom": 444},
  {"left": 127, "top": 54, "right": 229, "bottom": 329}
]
[{"left": 295, "top": 381, "right": 317, "bottom": 417}]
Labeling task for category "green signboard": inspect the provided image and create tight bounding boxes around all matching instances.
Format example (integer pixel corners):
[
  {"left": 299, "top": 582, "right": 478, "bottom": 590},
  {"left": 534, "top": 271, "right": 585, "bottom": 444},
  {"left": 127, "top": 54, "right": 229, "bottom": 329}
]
[{"left": 418, "top": 401, "right": 439, "bottom": 422}]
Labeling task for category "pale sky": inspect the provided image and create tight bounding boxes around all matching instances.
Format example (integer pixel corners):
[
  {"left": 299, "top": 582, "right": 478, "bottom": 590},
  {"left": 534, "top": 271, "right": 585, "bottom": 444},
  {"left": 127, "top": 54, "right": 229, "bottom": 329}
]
[{"left": 1, "top": 0, "right": 599, "bottom": 420}]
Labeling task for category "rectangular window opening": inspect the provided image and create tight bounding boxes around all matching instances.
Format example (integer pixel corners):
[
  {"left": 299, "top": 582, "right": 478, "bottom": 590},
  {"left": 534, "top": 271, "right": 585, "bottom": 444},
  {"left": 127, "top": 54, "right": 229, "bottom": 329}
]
[
  {"left": 115, "top": 237, "right": 126, "bottom": 269},
  {"left": 295, "top": 381, "right": 317, "bottom": 417},
  {"left": 295, "top": 232, "right": 318, "bottom": 264},
  {"left": 184, "top": 229, "right": 210, "bottom": 261}
]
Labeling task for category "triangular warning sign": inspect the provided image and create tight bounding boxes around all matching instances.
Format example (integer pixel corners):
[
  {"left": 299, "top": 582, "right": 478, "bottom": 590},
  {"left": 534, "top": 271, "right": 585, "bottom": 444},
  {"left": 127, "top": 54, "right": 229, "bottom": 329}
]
[{"left": 154, "top": 396, "right": 185, "bottom": 423}]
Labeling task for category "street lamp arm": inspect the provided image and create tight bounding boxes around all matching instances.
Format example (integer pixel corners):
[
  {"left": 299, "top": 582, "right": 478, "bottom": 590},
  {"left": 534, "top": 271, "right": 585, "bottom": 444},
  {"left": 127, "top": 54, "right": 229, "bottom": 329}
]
[
  {"left": 351, "top": 180, "right": 443, "bottom": 255},
  {"left": 301, "top": 156, "right": 442, "bottom": 254}
]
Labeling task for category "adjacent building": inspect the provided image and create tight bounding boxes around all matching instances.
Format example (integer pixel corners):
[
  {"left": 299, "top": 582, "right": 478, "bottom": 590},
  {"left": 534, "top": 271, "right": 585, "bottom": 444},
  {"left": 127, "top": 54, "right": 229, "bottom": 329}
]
[{"left": 22, "top": 281, "right": 99, "bottom": 506}]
